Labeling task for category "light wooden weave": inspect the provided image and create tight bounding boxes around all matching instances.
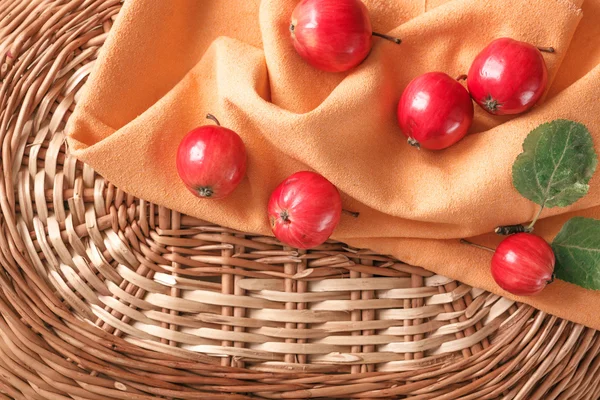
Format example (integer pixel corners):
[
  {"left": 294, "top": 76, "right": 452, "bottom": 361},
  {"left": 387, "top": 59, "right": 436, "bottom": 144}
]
[{"left": 1, "top": 0, "right": 599, "bottom": 399}]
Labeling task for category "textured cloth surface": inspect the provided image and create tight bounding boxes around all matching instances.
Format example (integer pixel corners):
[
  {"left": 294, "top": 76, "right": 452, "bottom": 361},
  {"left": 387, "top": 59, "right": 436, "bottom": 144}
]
[{"left": 67, "top": 0, "right": 600, "bottom": 328}]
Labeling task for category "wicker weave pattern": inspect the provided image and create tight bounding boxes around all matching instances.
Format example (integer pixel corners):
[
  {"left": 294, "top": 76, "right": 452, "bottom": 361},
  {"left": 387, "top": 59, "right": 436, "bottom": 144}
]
[{"left": 1, "top": 0, "right": 600, "bottom": 399}]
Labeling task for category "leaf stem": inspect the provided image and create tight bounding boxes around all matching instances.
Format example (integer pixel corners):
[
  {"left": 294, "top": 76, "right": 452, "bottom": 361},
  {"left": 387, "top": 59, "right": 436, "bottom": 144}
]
[
  {"left": 494, "top": 224, "right": 531, "bottom": 235},
  {"left": 527, "top": 203, "right": 545, "bottom": 231},
  {"left": 460, "top": 239, "right": 495, "bottom": 253}
]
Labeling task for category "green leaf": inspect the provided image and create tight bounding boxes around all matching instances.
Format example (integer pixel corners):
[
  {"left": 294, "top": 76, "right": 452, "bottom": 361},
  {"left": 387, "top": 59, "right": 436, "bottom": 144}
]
[
  {"left": 512, "top": 119, "right": 597, "bottom": 208},
  {"left": 552, "top": 217, "right": 600, "bottom": 290}
]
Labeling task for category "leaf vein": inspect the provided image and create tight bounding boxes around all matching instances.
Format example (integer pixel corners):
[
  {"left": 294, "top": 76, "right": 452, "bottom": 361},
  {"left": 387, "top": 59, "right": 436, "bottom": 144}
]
[
  {"left": 543, "top": 122, "right": 574, "bottom": 201},
  {"left": 532, "top": 131, "right": 545, "bottom": 201},
  {"left": 555, "top": 243, "right": 600, "bottom": 253}
]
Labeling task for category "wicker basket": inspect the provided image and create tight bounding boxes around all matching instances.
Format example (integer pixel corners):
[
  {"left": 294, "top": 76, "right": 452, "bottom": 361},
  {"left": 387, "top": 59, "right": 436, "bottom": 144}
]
[{"left": 1, "top": 0, "right": 599, "bottom": 399}]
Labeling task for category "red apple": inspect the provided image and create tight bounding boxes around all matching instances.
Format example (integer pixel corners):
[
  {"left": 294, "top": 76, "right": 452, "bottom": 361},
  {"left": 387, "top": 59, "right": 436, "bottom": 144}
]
[
  {"left": 290, "top": 0, "right": 400, "bottom": 72},
  {"left": 176, "top": 114, "right": 247, "bottom": 199},
  {"left": 397, "top": 72, "right": 474, "bottom": 150},
  {"left": 467, "top": 38, "right": 549, "bottom": 115},
  {"left": 491, "top": 233, "right": 555, "bottom": 296},
  {"left": 268, "top": 171, "right": 342, "bottom": 249}
]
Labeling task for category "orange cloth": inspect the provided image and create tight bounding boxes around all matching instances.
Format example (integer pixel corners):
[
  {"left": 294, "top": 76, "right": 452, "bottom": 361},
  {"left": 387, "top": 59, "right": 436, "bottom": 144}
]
[{"left": 67, "top": 0, "right": 600, "bottom": 328}]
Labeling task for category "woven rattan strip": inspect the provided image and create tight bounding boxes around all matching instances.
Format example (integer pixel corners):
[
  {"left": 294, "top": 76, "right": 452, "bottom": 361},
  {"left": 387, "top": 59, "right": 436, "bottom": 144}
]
[{"left": 0, "top": 1, "right": 599, "bottom": 399}]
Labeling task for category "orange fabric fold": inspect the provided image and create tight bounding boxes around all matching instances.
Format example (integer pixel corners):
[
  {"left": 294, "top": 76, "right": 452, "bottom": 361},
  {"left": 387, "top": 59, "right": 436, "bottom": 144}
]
[{"left": 67, "top": 0, "right": 600, "bottom": 328}]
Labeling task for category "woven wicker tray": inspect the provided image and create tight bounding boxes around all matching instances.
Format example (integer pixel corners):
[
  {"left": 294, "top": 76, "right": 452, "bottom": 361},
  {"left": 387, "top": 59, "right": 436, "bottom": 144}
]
[{"left": 1, "top": 0, "right": 599, "bottom": 399}]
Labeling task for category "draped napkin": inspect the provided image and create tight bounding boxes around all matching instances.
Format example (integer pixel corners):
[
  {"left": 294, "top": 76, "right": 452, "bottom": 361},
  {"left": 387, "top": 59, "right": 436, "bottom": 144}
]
[{"left": 67, "top": 0, "right": 600, "bottom": 329}]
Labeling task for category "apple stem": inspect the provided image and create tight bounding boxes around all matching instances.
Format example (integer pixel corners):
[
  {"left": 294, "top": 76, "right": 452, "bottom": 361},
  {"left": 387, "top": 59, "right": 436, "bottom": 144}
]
[
  {"left": 342, "top": 209, "right": 360, "bottom": 218},
  {"left": 372, "top": 32, "right": 401, "bottom": 44},
  {"left": 494, "top": 224, "right": 532, "bottom": 235},
  {"left": 537, "top": 46, "right": 555, "bottom": 53},
  {"left": 456, "top": 74, "right": 467, "bottom": 81},
  {"left": 460, "top": 239, "right": 495, "bottom": 253},
  {"left": 206, "top": 114, "right": 221, "bottom": 126}
]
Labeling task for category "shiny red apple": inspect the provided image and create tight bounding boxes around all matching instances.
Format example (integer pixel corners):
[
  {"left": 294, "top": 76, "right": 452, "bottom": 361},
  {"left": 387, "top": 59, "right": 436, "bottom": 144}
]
[
  {"left": 290, "top": 0, "right": 400, "bottom": 72},
  {"left": 397, "top": 72, "right": 474, "bottom": 150},
  {"left": 176, "top": 114, "right": 247, "bottom": 199},
  {"left": 268, "top": 171, "right": 342, "bottom": 249},
  {"left": 491, "top": 233, "right": 555, "bottom": 296},
  {"left": 467, "top": 38, "right": 549, "bottom": 115}
]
